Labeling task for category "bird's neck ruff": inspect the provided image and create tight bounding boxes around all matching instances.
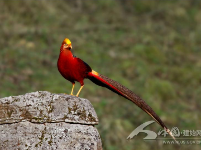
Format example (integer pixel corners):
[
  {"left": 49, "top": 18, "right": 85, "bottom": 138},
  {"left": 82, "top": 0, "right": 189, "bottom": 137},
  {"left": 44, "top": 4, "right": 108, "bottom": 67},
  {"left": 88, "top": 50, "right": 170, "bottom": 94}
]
[{"left": 60, "top": 48, "right": 74, "bottom": 58}]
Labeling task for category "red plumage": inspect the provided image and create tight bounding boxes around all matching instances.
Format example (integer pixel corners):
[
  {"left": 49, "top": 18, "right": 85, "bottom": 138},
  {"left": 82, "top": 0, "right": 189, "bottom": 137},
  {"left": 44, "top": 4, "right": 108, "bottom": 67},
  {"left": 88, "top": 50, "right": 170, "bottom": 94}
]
[
  {"left": 58, "top": 49, "right": 91, "bottom": 86},
  {"left": 57, "top": 38, "right": 177, "bottom": 142}
]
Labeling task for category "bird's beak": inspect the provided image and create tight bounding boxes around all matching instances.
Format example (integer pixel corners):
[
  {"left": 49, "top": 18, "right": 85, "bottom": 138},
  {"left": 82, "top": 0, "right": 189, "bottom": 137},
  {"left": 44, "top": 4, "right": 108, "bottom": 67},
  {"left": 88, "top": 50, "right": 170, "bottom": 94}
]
[
  {"left": 69, "top": 45, "right": 72, "bottom": 50},
  {"left": 64, "top": 44, "right": 72, "bottom": 50}
]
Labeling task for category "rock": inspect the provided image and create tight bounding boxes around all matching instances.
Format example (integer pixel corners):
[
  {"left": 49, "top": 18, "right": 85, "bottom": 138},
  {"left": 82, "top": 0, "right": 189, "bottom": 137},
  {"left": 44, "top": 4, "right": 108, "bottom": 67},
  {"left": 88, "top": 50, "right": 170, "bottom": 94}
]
[
  {"left": 0, "top": 91, "right": 102, "bottom": 150},
  {"left": 0, "top": 91, "right": 98, "bottom": 125},
  {"left": 0, "top": 122, "right": 102, "bottom": 150}
]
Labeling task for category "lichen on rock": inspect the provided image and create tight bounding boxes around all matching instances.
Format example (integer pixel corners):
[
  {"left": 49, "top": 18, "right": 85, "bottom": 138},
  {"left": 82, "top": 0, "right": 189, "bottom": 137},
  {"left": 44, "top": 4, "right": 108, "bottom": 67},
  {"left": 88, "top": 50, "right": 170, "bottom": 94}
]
[{"left": 0, "top": 91, "right": 99, "bottom": 124}]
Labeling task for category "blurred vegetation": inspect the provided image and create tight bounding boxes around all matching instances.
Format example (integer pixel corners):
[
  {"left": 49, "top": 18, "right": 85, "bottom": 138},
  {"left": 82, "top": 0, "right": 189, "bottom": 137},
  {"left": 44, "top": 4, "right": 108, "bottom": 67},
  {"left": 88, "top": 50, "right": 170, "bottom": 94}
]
[{"left": 0, "top": 0, "right": 201, "bottom": 149}]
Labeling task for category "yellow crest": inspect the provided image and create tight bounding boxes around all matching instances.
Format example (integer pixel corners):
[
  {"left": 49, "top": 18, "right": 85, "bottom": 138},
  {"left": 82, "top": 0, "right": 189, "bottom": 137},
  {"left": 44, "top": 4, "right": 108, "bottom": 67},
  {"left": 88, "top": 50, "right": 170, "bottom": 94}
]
[{"left": 63, "top": 38, "right": 71, "bottom": 45}]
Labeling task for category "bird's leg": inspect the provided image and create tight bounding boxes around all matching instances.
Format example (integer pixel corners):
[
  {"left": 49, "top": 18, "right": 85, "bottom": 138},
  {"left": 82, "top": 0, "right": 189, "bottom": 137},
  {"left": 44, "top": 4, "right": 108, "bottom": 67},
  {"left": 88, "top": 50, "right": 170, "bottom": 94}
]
[
  {"left": 70, "top": 83, "right": 75, "bottom": 95},
  {"left": 76, "top": 85, "right": 84, "bottom": 97}
]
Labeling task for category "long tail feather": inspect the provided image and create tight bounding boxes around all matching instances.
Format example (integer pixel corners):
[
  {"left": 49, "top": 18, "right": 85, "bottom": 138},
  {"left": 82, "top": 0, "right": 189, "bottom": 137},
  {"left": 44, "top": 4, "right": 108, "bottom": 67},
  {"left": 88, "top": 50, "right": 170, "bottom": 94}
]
[{"left": 88, "top": 70, "right": 178, "bottom": 143}]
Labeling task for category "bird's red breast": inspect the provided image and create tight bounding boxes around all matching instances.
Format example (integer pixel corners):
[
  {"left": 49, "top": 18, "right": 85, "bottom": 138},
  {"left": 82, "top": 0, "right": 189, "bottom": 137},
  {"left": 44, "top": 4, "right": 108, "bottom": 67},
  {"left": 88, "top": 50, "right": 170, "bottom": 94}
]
[{"left": 57, "top": 38, "right": 92, "bottom": 85}]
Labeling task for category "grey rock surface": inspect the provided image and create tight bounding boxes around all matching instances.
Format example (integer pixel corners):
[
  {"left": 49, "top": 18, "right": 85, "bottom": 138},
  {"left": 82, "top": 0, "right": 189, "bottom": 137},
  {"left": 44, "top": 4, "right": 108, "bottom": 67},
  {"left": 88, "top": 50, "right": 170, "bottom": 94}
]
[
  {"left": 0, "top": 91, "right": 98, "bottom": 125},
  {"left": 0, "top": 91, "right": 102, "bottom": 150},
  {"left": 0, "top": 122, "right": 102, "bottom": 150}
]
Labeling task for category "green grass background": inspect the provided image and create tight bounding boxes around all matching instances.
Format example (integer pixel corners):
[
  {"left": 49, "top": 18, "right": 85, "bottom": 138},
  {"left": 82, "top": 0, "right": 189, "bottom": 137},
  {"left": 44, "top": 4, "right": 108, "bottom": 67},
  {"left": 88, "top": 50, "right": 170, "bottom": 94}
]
[{"left": 0, "top": 1, "right": 201, "bottom": 149}]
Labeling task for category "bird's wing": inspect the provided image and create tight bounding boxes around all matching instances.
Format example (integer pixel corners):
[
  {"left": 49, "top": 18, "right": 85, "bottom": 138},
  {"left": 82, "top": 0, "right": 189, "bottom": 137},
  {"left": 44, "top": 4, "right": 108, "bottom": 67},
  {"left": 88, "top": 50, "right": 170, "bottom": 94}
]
[
  {"left": 88, "top": 70, "right": 177, "bottom": 142},
  {"left": 76, "top": 58, "right": 92, "bottom": 73}
]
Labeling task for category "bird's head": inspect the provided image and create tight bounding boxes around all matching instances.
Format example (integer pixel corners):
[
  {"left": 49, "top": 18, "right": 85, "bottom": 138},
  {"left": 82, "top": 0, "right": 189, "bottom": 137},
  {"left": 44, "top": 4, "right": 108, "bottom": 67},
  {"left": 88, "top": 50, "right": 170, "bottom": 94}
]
[{"left": 61, "top": 38, "right": 72, "bottom": 51}]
